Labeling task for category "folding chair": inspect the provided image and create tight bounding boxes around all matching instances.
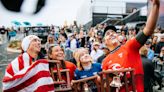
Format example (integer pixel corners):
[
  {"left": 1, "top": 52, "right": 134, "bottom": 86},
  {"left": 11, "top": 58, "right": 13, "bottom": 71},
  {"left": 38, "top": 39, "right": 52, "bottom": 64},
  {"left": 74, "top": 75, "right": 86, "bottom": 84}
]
[
  {"left": 72, "top": 75, "right": 101, "bottom": 92},
  {"left": 48, "top": 60, "right": 72, "bottom": 92},
  {"left": 99, "top": 68, "right": 136, "bottom": 92}
]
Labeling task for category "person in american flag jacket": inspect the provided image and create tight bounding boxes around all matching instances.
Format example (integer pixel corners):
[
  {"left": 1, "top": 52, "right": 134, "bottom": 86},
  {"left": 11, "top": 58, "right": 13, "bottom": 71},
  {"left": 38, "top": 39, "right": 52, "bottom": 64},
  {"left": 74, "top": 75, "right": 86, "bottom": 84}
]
[{"left": 3, "top": 35, "right": 54, "bottom": 92}]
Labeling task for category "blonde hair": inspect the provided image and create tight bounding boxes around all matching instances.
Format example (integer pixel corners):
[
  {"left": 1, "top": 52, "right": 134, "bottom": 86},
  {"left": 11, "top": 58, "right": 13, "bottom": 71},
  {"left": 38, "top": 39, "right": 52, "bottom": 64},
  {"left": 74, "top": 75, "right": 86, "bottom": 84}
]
[
  {"left": 73, "top": 48, "right": 88, "bottom": 62},
  {"left": 139, "top": 46, "right": 148, "bottom": 56},
  {"left": 74, "top": 48, "right": 91, "bottom": 70},
  {"left": 77, "top": 54, "right": 93, "bottom": 71}
]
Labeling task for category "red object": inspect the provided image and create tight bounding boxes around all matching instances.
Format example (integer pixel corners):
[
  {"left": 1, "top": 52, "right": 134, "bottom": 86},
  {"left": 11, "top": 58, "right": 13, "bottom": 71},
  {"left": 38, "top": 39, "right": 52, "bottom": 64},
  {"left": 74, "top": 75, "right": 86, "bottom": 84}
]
[
  {"left": 3, "top": 58, "right": 54, "bottom": 92},
  {"left": 102, "top": 38, "right": 144, "bottom": 92}
]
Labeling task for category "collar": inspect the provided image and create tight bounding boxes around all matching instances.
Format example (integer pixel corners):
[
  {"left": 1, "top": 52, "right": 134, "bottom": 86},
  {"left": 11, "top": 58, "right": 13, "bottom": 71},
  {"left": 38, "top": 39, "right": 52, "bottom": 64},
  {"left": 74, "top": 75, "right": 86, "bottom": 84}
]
[{"left": 110, "top": 45, "right": 121, "bottom": 54}]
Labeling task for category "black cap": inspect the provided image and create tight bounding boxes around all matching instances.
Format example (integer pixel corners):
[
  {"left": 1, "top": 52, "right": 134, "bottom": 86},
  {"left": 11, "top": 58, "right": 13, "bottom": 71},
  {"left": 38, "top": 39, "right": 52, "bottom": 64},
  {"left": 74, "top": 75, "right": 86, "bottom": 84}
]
[{"left": 103, "top": 25, "right": 117, "bottom": 36}]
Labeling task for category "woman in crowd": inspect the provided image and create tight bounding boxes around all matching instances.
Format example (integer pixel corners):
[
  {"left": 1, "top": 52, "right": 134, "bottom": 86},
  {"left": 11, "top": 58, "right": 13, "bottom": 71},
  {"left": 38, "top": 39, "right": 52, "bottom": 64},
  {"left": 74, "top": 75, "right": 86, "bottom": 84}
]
[
  {"left": 48, "top": 44, "right": 76, "bottom": 81},
  {"left": 45, "top": 34, "right": 56, "bottom": 53}
]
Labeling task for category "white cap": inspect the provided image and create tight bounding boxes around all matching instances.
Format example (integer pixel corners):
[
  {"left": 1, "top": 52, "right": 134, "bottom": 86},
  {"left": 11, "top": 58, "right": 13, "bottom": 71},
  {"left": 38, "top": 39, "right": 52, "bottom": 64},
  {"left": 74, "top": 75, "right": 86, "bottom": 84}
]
[{"left": 21, "top": 35, "right": 40, "bottom": 52}]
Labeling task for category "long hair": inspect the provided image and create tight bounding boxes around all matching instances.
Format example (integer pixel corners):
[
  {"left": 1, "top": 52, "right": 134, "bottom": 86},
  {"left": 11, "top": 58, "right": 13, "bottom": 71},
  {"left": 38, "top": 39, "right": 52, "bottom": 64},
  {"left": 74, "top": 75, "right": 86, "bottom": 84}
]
[
  {"left": 76, "top": 49, "right": 92, "bottom": 71},
  {"left": 47, "top": 44, "right": 66, "bottom": 69}
]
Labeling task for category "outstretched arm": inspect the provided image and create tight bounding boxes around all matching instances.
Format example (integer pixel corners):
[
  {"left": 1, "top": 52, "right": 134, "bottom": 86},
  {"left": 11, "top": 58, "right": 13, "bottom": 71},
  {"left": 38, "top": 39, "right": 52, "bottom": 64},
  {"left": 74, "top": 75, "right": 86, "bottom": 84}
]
[
  {"left": 143, "top": 0, "right": 160, "bottom": 36},
  {"left": 135, "top": 0, "right": 160, "bottom": 45}
]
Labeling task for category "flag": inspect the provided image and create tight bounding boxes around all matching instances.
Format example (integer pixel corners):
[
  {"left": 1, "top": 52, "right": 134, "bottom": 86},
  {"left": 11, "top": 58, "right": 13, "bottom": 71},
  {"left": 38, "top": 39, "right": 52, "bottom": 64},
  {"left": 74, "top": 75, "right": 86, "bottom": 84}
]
[{"left": 2, "top": 59, "right": 54, "bottom": 92}]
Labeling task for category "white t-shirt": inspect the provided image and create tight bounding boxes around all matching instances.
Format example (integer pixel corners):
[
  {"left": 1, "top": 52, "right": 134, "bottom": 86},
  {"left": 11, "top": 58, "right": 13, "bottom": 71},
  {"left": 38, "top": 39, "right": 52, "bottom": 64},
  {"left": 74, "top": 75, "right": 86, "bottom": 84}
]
[
  {"left": 70, "top": 39, "right": 77, "bottom": 50},
  {"left": 90, "top": 49, "right": 104, "bottom": 63}
]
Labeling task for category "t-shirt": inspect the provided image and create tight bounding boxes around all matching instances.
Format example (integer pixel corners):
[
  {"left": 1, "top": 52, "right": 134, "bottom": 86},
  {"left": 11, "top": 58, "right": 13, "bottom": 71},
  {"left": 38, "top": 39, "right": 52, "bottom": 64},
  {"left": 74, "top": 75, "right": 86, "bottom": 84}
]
[
  {"left": 74, "top": 63, "right": 102, "bottom": 92},
  {"left": 53, "top": 61, "right": 76, "bottom": 82},
  {"left": 74, "top": 63, "right": 102, "bottom": 80},
  {"left": 102, "top": 38, "right": 144, "bottom": 92},
  {"left": 90, "top": 49, "right": 104, "bottom": 63},
  {"left": 65, "top": 61, "right": 76, "bottom": 81}
]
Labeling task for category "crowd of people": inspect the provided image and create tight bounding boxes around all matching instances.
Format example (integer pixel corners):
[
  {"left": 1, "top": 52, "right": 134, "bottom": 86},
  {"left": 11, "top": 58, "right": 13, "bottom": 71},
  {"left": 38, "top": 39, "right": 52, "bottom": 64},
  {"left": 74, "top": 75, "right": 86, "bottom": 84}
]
[{"left": 1, "top": 0, "right": 164, "bottom": 92}]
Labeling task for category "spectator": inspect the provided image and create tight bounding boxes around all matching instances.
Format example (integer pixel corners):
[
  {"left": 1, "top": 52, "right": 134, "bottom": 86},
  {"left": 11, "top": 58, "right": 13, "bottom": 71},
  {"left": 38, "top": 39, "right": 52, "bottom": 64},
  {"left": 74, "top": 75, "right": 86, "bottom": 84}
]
[
  {"left": 66, "top": 33, "right": 79, "bottom": 50},
  {"left": 74, "top": 53, "right": 102, "bottom": 92},
  {"left": 156, "top": 46, "right": 164, "bottom": 71},
  {"left": 45, "top": 34, "right": 56, "bottom": 53},
  {"left": 60, "top": 28, "right": 68, "bottom": 39},
  {"left": 151, "top": 35, "right": 158, "bottom": 51},
  {"left": 155, "top": 35, "right": 164, "bottom": 54},
  {"left": 158, "top": 46, "right": 164, "bottom": 62},
  {"left": 69, "top": 48, "right": 89, "bottom": 66},
  {"left": 139, "top": 46, "right": 155, "bottom": 92},
  {"left": 78, "top": 30, "right": 85, "bottom": 47},
  {"left": 48, "top": 44, "right": 76, "bottom": 81},
  {"left": 118, "top": 35, "right": 127, "bottom": 45},
  {"left": 75, "top": 53, "right": 102, "bottom": 79},
  {"left": 90, "top": 42, "right": 104, "bottom": 63},
  {"left": 145, "top": 40, "right": 155, "bottom": 60},
  {"left": 3, "top": 35, "right": 54, "bottom": 91},
  {"left": 153, "top": 47, "right": 164, "bottom": 90},
  {"left": 127, "top": 27, "right": 136, "bottom": 40}
]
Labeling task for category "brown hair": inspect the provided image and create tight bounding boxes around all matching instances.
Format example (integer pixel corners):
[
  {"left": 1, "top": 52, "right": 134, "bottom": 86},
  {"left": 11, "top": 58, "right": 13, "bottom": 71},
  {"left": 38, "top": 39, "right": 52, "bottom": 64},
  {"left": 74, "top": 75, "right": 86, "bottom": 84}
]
[
  {"left": 47, "top": 44, "right": 66, "bottom": 69},
  {"left": 47, "top": 35, "right": 55, "bottom": 44}
]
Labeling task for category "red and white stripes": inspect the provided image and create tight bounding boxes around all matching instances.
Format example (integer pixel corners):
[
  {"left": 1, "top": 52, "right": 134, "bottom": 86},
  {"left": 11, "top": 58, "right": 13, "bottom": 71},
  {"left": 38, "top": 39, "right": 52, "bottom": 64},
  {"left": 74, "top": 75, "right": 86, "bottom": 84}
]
[{"left": 2, "top": 54, "right": 54, "bottom": 92}]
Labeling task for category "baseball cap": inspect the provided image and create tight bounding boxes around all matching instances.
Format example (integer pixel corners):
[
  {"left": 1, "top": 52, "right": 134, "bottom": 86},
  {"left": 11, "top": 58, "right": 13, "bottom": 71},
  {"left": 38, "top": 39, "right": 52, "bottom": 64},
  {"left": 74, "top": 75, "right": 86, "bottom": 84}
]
[{"left": 103, "top": 25, "right": 117, "bottom": 36}]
